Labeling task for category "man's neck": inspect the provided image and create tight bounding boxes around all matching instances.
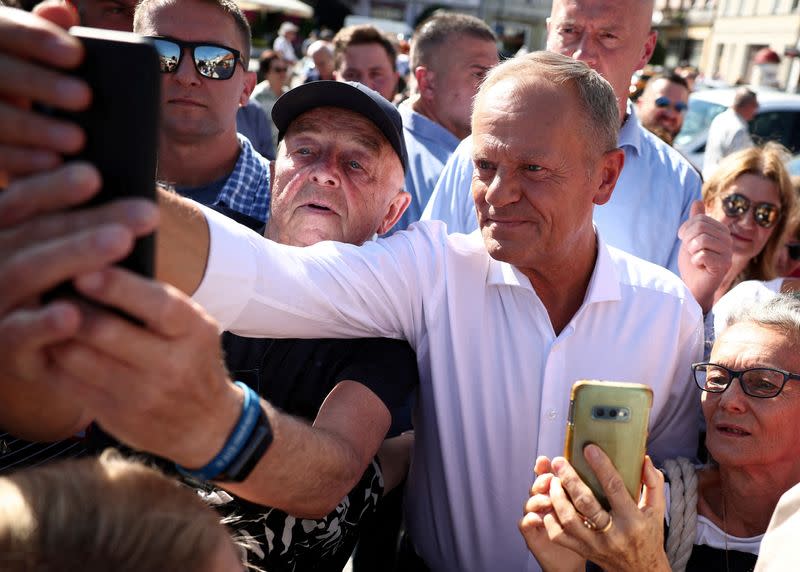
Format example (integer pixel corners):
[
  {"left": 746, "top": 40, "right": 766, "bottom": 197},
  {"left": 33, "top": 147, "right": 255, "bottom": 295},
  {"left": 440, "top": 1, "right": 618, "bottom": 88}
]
[
  {"left": 410, "top": 95, "right": 467, "bottom": 140},
  {"left": 519, "top": 229, "right": 598, "bottom": 336},
  {"left": 158, "top": 132, "right": 241, "bottom": 188}
]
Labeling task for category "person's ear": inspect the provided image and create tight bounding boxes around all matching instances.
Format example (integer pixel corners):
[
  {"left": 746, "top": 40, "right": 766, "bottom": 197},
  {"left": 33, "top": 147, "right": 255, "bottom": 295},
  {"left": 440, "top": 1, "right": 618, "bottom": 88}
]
[
  {"left": 376, "top": 190, "right": 412, "bottom": 235},
  {"left": 414, "top": 65, "right": 435, "bottom": 100},
  {"left": 637, "top": 30, "right": 658, "bottom": 70},
  {"left": 241, "top": 71, "right": 257, "bottom": 105},
  {"left": 592, "top": 148, "right": 625, "bottom": 206}
]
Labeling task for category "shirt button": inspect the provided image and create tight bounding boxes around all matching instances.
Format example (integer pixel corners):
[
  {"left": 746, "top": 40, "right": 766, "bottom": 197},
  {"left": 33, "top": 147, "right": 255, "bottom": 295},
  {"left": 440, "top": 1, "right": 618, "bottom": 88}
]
[{"left": 547, "top": 409, "right": 558, "bottom": 420}]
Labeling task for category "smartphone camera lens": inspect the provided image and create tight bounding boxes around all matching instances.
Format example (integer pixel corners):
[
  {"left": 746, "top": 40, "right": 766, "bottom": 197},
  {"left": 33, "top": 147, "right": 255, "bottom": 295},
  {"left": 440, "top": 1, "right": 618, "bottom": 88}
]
[
  {"left": 609, "top": 409, "right": 618, "bottom": 418},
  {"left": 595, "top": 407, "right": 605, "bottom": 418}
]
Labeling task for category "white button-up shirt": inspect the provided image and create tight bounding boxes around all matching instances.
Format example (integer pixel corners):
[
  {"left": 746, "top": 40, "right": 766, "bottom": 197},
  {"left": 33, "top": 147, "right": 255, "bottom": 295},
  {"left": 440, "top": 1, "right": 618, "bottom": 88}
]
[
  {"left": 194, "top": 210, "right": 703, "bottom": 572},
  {"left": 422, "top": 103, "right": 702, "bottom": 274}
]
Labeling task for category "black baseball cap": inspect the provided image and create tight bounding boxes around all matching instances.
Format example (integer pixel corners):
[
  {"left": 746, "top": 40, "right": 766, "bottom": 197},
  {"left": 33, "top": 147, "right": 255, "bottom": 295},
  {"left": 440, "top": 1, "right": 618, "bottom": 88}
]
[{"left": 272, "top": 80, "right": 408, "bottom": 174}]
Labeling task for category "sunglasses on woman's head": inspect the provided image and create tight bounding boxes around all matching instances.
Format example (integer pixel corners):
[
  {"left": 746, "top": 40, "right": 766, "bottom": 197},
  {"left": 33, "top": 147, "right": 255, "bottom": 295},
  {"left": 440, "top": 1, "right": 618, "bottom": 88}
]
[
  {"left": 148, "top": 36, "right": 245, "bottom": 80},
  {"left": 720, "top": 192, "right": 781, "bottom": 229}
]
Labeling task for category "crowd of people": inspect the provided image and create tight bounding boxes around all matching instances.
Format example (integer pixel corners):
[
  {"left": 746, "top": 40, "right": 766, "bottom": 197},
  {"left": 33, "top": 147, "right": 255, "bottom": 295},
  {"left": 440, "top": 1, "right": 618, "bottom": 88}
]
[{"left": 2, "top": 0, "right": 800, "bottom": 570}]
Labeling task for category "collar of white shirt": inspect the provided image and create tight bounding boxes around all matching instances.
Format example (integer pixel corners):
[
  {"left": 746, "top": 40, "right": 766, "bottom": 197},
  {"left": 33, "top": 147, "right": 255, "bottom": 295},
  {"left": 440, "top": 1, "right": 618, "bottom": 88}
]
[{"left": 485, "top": 230, "right": 622, "bottom": 306}]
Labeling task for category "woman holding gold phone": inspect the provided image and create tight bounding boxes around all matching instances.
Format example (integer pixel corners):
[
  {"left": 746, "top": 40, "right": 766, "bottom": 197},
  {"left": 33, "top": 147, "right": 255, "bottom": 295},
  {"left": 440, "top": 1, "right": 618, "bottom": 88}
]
[{"left": 519, "top": 293, "right": 800, "bottom": 572}]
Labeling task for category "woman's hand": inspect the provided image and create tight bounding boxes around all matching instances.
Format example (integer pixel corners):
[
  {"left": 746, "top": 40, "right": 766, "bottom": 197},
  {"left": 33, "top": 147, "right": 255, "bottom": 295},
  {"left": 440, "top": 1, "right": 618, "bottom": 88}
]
[
  {"left": 519, "top": 456, "right": 586, "bottom": 572},
  {"left": 523, "top": 446, "right": 671, "bottom": 572}
]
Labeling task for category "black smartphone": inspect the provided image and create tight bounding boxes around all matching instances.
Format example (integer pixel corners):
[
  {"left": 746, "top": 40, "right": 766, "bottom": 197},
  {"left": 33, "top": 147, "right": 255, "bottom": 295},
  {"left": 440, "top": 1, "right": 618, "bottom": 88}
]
[{"left": 43, "top": 26, "right": 160, "bottom": 296}]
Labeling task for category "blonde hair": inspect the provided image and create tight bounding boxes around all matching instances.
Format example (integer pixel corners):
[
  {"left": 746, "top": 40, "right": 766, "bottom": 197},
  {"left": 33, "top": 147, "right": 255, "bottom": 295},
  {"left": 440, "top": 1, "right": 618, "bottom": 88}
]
[
  {"left": 0, "top": 450, "right": 240, "bottom": 572},
  {"left": 702, "top": 142, "right": 797, "bottom": 284}
]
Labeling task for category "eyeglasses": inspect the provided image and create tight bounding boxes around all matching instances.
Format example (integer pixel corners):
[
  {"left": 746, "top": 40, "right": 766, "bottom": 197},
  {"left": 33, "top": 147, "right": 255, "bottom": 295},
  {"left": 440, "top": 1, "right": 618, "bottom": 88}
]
[
  {"left": 692, "top": 362, "right": 800, "bottom": 398},
  {"left": 271, "top": 66, "right": 288, "bottom": 73},
  {"left": 654, "top": 96, "right": 688, "bottom": 113},
  {"left": 720, "top": 192, "right": 781, "bottom": 229},
  {"left": 788, "top": 242, "right": 800, "bottom": 261},
  {"left": 148, "top": 36, "right": 245, "bottom": 80}
]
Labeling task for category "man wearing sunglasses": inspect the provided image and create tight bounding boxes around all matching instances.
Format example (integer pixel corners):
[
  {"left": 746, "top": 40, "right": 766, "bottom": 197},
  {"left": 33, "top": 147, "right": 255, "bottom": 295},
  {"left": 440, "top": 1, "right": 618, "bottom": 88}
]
[
  {"left": 704, "top": 87, "right": 759, "bottom": 179},
  {"left": 132, "top": 0, "right": 271, "bottom": 222},
  {"left": 635, "top": 73, "right": 690, "bottom": 146}
]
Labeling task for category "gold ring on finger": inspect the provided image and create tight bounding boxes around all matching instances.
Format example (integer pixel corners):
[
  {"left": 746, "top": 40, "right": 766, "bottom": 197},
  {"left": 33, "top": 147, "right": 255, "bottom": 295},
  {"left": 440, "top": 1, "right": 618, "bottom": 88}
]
[{"left": 596, "top": 514, "right": 613, "bottom": 534}]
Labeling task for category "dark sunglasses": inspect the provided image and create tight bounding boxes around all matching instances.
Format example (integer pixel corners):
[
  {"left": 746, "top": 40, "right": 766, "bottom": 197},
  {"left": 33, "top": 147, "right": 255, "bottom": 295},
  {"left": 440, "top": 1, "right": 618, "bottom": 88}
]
[
  {"left": 148, "top": 36, "right": 245, "bottom": 80},
  {"left": 788, "top": 242, "right": 800, "bottom": 261},
  {"left": 271, "top": 66, "right": 289, "bottom": 73},
  {"left": 720, "top": 192, "right": 781, "bottom": 229},
  {"left": 692, "top": 362, "right": 800, "bottom": 399},
  {"left": 654, "top": 96, "right": 688, "bottom": 113}
]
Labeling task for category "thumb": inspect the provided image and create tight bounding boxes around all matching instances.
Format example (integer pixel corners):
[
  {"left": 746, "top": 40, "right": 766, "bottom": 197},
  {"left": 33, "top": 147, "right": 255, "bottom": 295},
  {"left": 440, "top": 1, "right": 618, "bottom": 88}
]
[
  {"left": 690, "top": 199, "right": 705, "bottom": 218},
  {"left": 639, "top": 456, "right": 665, "bottom": 514}
]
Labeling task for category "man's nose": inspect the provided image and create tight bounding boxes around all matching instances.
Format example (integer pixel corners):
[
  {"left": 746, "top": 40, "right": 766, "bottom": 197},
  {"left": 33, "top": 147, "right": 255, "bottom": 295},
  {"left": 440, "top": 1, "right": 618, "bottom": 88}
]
[
  {"left": 310, "top": 152, "right": 341, "bottom": 187},
  {"left": 173, "top": 49, "right": 201, "bottom": 85},
  {"left": 570, "top": 35, "right": 597, "bottom": 68}
]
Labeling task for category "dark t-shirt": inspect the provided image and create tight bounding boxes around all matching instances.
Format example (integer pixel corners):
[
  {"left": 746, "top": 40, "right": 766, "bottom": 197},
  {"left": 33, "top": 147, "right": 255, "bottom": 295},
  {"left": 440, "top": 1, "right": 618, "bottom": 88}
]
[
  {"left": 215, "top": 333, "right": 418, "bottom": 572},
  {"left": 223, "top": 334, "right": 417, "bottom": 433}
]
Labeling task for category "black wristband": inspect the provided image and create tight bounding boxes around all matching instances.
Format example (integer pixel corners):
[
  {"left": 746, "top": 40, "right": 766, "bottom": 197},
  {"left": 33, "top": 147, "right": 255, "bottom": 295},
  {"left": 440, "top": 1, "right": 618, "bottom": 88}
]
[{"left": 215, "top": 403, "right": 273, "bottom": 483}]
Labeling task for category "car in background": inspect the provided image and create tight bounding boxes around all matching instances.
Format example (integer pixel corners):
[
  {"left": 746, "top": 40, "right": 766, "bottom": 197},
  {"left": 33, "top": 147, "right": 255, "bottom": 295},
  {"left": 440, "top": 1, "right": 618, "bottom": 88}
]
[{"left": 674, "top": 88, "right": 800, "bottom": 171}]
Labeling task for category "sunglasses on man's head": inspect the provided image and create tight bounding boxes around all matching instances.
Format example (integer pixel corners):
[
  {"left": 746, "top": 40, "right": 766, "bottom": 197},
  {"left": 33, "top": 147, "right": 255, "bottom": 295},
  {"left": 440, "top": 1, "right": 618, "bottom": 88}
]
[
  {"left": 720, "top": 192, "right": 781, "bottom": 229},
  {"left": 654, "top": 96, "right": 688, "bottom": 113},
  {"left": 148, "top": 36, "right": 245, "bottom": 80}
]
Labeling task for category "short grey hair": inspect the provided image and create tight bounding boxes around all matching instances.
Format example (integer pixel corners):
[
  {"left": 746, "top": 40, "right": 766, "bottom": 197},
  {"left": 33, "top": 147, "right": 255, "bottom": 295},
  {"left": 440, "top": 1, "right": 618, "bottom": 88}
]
[
  {"left": 726, "top": 293, "right": 800, "bottom": 345},
  {"left": 474, "top": 51, "right": 619, "bottom": 159},
  {"left": 410, "top": 11, "right": 496, "bottom": 71}
]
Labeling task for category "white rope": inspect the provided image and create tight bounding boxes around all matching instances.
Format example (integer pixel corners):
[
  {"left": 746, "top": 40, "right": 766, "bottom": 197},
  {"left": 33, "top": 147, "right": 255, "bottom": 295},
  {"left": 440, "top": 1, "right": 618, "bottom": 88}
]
[{"left": 663, "top": 457, "right": 698, "bottom": 572}]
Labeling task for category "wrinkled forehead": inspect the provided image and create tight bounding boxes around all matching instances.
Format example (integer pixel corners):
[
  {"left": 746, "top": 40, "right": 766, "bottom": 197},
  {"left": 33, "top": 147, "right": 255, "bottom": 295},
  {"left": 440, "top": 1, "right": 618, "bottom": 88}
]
[
  {"left": 286, "top": 107, "right": 387, "bottom": 150},
  {"left": 549, "top": 0, "right": 653, "bottom": 38}
]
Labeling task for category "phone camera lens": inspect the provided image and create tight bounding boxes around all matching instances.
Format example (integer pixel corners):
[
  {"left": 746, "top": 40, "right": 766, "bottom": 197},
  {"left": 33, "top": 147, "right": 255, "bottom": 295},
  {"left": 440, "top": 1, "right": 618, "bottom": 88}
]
[
  {"left": 609, "top": 409, "right": 618, "bottom": 418},
  {"left": 596, "top": 408, "right": 605, "bottom": 417}
]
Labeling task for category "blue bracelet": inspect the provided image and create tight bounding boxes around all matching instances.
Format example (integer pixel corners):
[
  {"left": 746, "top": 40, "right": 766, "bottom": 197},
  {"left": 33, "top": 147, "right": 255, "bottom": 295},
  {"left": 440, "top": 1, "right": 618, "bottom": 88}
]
[{"left": 176, "top": 382, "right": 261, "bottom": 481}]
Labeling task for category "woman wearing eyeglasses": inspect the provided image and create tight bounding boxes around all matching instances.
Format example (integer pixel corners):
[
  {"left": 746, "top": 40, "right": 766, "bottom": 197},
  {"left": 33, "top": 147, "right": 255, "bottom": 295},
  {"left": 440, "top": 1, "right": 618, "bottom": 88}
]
[
  {"left": 519, "top": 293, "right": 800, "bottom": 572},
  {"left": 702, "top": 143, "right": 797, "bottom": 307},
  {"left": 703, "top": 147, "right": 800, "bottom": 349}
]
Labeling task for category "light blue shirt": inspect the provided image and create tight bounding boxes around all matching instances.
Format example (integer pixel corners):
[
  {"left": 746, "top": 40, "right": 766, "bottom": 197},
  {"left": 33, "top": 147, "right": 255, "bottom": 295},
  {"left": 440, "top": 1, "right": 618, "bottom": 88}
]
[
  {"left": 422, "top": 102, "right": 702, "bottom": 273},
  {"left": 389, "top": 104, "right": 460, "bottom": 234}
]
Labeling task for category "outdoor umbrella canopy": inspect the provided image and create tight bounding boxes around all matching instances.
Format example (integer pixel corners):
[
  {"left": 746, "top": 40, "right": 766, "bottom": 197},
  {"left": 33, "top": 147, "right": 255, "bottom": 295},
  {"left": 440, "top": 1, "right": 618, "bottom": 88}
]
[{"left": 236, "top": 0, "right": 313, "bottom": 17}]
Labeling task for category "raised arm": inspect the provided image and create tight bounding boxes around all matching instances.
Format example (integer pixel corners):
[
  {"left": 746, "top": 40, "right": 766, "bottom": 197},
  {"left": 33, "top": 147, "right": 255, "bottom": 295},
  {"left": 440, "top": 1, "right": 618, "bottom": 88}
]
[{"left": 49, "top": 266, "right": 411, "bottom": 516}]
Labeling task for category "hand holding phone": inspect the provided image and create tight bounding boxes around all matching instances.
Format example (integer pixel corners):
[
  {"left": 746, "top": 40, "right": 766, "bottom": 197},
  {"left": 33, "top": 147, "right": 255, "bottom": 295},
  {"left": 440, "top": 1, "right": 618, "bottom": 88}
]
[
  {"left": 564, "top": 380, "right": 653, "bottom": 509},
  {"left": 44, "top": 26, "right": 160, "bottom": 282}
]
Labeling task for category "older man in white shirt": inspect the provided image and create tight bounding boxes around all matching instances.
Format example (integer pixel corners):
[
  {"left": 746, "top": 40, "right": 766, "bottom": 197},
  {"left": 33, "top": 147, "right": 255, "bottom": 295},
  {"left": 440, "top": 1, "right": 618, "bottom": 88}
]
[
  {"left": 422, "top": 0, "right": 731, "bottom": 314},
  {"left": 178, "top": 53, "right": 703, "bottom": 571}
]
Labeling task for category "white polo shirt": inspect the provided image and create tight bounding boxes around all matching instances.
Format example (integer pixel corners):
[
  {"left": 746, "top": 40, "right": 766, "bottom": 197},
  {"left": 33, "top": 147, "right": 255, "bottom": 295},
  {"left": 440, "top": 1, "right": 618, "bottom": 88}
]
[{"left": 194, "top": 210, "right": 703, "bottom": 572}]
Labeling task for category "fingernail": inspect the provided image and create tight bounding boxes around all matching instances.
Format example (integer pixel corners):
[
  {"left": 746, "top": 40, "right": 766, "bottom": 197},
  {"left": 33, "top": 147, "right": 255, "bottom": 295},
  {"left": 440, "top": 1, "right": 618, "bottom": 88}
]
[
  {"left": 125, "top": 200, "right": 159, "bottom": 228},
  {"left": 47, "top": 122, "right": 83, "bottom": 152},
  {"left": 585, "top": 444, "right": 600, "bottom": 460},
  {"left": 75, "top": 271, "right": 105, "bottom": 292},
  {"left": 92, "top": 225, "right": 129, "bottom": 253},
  {"left": 65, "top": 162, "right": 98, "bottom": 186},
  {"left": 552, "top": 458, "right": 564, "bottom": 472},
  {"left": 54, "top": 76, "right": 90, "bottom": 106}
]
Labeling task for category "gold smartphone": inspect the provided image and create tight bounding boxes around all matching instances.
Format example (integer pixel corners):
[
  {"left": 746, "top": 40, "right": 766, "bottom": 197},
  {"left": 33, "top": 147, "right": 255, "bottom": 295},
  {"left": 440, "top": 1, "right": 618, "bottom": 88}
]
[{"left": 564, "top": 380, "right": 653, "bottom": 510}]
